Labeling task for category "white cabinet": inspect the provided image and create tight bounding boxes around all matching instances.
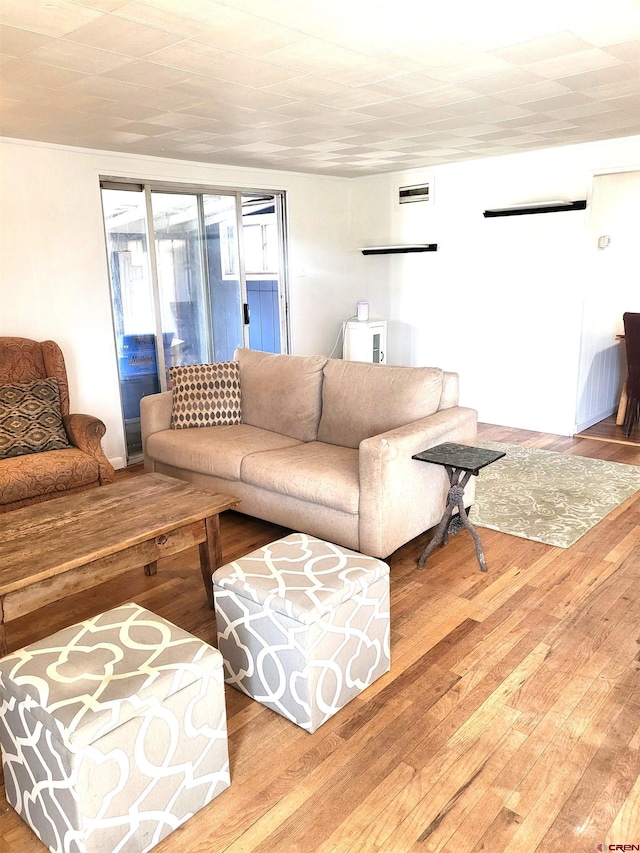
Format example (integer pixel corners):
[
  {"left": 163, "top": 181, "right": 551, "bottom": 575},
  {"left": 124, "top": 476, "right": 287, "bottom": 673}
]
[{"left": 343, "top": 320, "right": 387, "bottom": 364}]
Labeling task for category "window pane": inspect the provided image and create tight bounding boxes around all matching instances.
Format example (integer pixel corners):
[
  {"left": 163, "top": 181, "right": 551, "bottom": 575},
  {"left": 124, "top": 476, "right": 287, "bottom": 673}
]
[
  {"left": 203, "top": 194, "right": 243, "bottom": 361},
  {"left": 151, "top": 192, "right": 210, "bottom": 374},
  {"left": 101, "top": 188, "right": 158, "bottom": 460},
  {"left": 243, "top": 223, "right": 264, "bottom": 272},
  {"left": 242, "top": 194, "right": 281, "bottom": 353}
]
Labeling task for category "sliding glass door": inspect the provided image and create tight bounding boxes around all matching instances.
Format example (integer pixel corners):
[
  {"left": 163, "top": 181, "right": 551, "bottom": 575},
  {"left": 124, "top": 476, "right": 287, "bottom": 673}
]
[{"left": 101, "top": 182, "right": 288, "bottom": 462}]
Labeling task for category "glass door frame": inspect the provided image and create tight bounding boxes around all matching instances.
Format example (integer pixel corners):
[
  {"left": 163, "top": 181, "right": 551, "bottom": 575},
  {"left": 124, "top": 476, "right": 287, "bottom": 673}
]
[{"left": 101, "top": 176, "right": 291, "bottom": 395}]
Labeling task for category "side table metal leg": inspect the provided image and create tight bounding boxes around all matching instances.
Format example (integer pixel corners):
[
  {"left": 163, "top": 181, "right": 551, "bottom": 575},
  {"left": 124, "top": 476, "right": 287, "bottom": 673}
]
[
  {"left": 418, "top": 473, "right": 466, "bottom": 568},
  {"left": 452, "top": 493, "right": 488, "bottom": 572},
  {"left": 417, "top": 469, "right": 488, "bottom": 571},
  {"left": 417, "top": 498, "right": 455, "bottom": 568}
]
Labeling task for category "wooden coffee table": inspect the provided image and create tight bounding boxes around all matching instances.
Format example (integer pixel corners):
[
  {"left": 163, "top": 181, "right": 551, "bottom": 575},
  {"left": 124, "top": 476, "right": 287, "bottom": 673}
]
[{"left": 0, "top": 473, "right": 239, "bottom": 655}]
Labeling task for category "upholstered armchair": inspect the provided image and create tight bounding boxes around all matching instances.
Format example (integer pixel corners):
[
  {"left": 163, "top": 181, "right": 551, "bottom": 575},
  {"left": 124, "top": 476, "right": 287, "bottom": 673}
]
[{"left": 0, "top": 337, "right": 115, "bottom": 512}]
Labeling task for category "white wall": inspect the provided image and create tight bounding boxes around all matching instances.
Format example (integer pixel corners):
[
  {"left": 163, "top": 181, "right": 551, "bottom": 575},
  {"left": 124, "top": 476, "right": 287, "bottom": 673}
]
[
  {"left": 0, "top": 139, "right": 356, "bottom": 467},
  {"left": 350, "top": 135, "right": 640, "bottom": 436},
  {"left": 577, "top": 170, "right": 640, "bottom": 431}
]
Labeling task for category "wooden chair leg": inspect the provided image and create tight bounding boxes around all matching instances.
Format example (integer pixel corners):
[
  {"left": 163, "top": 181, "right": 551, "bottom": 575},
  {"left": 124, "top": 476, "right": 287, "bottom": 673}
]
[{"left": 624, "top": 398, "right": 638, "bottom": 436}]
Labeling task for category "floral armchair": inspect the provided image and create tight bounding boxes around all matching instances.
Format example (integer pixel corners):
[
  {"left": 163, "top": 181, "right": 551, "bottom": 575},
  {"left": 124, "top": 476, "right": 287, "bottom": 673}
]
[{"left": 0, "top": 337, "right": 115, "bottom": 512}]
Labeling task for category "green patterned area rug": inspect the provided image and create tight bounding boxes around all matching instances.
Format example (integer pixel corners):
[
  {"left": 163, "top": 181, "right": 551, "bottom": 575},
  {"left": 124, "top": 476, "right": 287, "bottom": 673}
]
[{"left": 468, "top": 441, "right": 640, "bottom": 548}]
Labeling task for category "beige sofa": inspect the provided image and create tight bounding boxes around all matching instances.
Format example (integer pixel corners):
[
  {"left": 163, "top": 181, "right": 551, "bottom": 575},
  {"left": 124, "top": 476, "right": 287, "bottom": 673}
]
[{"left": 141, "top": 348, "right": 477, "bottom": 559}]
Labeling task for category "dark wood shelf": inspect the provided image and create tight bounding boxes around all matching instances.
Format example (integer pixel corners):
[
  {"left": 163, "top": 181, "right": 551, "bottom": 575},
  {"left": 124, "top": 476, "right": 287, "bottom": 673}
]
[
  {"left": 483, "top": 200, "right": 587, "bottom": 218},
  {"left": 361, "top": 244, "right": 438, "bottom": 255}
]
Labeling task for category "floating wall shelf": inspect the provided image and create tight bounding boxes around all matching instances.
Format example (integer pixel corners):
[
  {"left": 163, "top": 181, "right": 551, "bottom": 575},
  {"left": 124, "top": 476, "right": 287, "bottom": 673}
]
[
  {"left": 483, "top": 200, "right": 587, "bottom": 218},
  {"left": 361, "top": 244, "right": 438, "bottom": 255}
]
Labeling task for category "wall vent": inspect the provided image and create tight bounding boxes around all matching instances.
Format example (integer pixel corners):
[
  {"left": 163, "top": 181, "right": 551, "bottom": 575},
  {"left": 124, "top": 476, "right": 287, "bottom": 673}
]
[{"left": 399, "top": 183, "right": 431, "bottom": 204}]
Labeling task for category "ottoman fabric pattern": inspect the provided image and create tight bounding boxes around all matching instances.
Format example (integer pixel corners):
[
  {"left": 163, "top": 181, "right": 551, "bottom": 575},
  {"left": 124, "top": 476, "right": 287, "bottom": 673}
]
[
  {"left": 0, "top": 602, "right": 230, "bottom": 853},
  {"left": 214, "top": 534, "right": 390, "bottom": 733}
]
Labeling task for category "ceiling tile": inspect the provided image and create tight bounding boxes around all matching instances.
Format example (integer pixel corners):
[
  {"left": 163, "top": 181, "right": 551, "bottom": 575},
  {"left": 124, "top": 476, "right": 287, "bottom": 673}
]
[
  {"left": 99, "top": 59, "right": 193, "bottom": 87},
  {"left": 491, "top": 31, "right": 594, "bottom": 64},
  {"left": 147, "top": 41, "right": 301, "bottom": 86},
  {"left": 526, "top": 48, "right": 621, "bottom": 79},
  {"left": 363, "top": 72, "right": 448, "bottom": 98},
  {"left": 65, "top": 14, "right": 184, "bottom": 56},
  {"left": 73, "top": 0, "right": 131, "bottom": 10},
  {"left": 604, "top": 93, "right": 640, "bottom": 112},
  {"left": 323, "top": 56, "right": 421, "bottom": 87},
  {"left": 441, "top": 95, "right": 514, "bottom": 116},
  {"left": 118, "top": 0, "right": 306, "bottom": 55},
  {"left": 545, "top": 101, "right": 617, "bottom": 119},
  {"left": 90, "top": 100, "right": 166, "bottom": 120},
  {"left": 400, "top": 84, "right": 483, "bottom": 108},
  {"left": 0, "top": 25, "right": 54, "bottom": 55},
  {"left": 557, "top": 62, "right": 639, "bottom": 91},
  {"left": 0, "top": 58, "right": 84, "bottom": 88},
  {"left": 464, "top": 68, "right": 547, "bottom": 95},
  {"left": 492, "top": 80, "right": 576, "bottom": 104},
  {"left": 579, "top": 74, "right": 640, "bottom": 100},
  {"left": 262, "top": 39, "right": 368, "bottom": 74},
  {"left": 28, "top": 40, "right": 130, "bottom": 73},
  {"left": 570, "top": 109, "right": 640, "bottom": 130},
  {"left": 0, "top": 0, "right": 102, "bottom": 37},
  {"left": 387, "top": 35, "right": 477, "bottom": 69},
  {"left": 115, "top": 120, "right": 176, "bottom": 135},
  {"left": 61, "top": 74, "right": 199, "bottom": 111},
  {"left": 424, "top": 54, "right": 517, "bottom": 84},
  {"left": 263, "top": 74, "right": 354, "bottom": 101},
  {"left": 572, "top": 11, "right": 640, "bottom": 47}
]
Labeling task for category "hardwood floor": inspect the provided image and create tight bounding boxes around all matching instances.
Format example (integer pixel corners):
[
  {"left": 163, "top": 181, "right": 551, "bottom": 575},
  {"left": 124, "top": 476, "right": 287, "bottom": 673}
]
[
  {"left": 1, "top": 424, "right": 640, "bottom": 852},
  {"left": 575, "top": 415, "right": 640, "bottom": 448}
]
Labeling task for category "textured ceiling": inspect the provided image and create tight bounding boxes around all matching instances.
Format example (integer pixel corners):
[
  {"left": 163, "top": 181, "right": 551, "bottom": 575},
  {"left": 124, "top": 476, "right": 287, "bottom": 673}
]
[{"left": 1, "top": 0, "right": 640, "bottom": 177}]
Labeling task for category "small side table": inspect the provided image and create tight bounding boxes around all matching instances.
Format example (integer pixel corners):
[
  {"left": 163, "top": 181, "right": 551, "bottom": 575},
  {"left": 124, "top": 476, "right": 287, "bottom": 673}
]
[{"left": 412, "top": 442, "right": 505, "bottom": 572}]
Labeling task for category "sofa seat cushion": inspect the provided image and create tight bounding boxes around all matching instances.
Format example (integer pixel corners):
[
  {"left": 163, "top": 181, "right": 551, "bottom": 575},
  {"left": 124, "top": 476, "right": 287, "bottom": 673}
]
[
  {"left": 0, "top": 448, "right": 99, "bottom": 506},
  {"left": 235, "top": 348, "right": 327, "bottom": 442},
  {"left": 318, "top": 360, "right": 444, "bottom": 449},
  {"left": 240, "top": 442, "right": 359, "bottom": 514},
  {"left": 146, "top": 424, "right": 302, "bottom": 481}
]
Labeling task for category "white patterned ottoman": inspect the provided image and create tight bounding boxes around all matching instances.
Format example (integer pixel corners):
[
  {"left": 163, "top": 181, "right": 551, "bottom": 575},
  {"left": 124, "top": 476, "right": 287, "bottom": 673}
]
[
  {"left": 0, "top": 602, "right": 230, "bottom": 853},
  {"left": 213, "top": 533, "right": 391, "bottom": 733}
]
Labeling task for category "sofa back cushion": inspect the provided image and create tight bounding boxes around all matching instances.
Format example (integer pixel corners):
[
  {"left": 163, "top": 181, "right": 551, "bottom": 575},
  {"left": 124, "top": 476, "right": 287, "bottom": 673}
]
[
  {"left": 236, "top": 348, "right": 328, "bottom": 442},
  {"left": 439, "top": 371, "right": 459, "bottom": 410},
  {"left": 317, "top": 360, "right": 444, "bottom": 448}
]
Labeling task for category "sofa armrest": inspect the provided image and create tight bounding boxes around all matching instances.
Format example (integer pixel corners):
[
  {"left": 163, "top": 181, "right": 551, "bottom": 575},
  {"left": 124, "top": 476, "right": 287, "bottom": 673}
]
[
  {"left": 140, "top": 391, "right": 173, "bottom": 472},
  {"left": 63, "top": 413, "right": 115, "bottom": 484},
  {"left": 358, "top": 406, "right": 477, "bottom": 558}
]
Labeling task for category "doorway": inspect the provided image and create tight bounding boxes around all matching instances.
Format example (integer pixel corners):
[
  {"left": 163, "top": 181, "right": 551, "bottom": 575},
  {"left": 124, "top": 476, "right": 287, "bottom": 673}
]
[{"left": 101, "top": 181, "right": 289, "bottom": 462}]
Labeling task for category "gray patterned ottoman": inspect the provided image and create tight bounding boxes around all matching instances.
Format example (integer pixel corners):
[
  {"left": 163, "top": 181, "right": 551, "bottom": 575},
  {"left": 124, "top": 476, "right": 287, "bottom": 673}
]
[
  {"left": 0, "top": 602, "right": 230, "bottom": 853},
  {"left": 213, "top": 533, "right": 390, "bottom": 733}
]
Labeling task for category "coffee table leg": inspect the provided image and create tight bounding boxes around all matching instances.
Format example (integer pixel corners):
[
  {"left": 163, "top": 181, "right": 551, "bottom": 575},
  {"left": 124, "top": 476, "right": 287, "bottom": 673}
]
[{"left": 199, "top": 514, "right": 222, "bottom": 609}]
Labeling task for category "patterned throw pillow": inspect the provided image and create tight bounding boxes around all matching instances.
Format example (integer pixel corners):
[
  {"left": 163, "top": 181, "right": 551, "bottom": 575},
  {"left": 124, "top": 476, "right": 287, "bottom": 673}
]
[
  {"left": 170, "top": 361, "right": 242, "bottom": 429},
  {"left": 0, "top": 378, "right": 71, "bottom": 458}
]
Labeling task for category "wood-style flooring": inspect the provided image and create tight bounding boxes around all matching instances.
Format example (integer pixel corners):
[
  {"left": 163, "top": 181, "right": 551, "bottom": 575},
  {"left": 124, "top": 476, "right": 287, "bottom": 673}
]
[
  {"left": 575, "top": 414, "right": 640, "bottom": 448},
  {"left": 1, "top": 423, "right": 640, "bottom": 853}
]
